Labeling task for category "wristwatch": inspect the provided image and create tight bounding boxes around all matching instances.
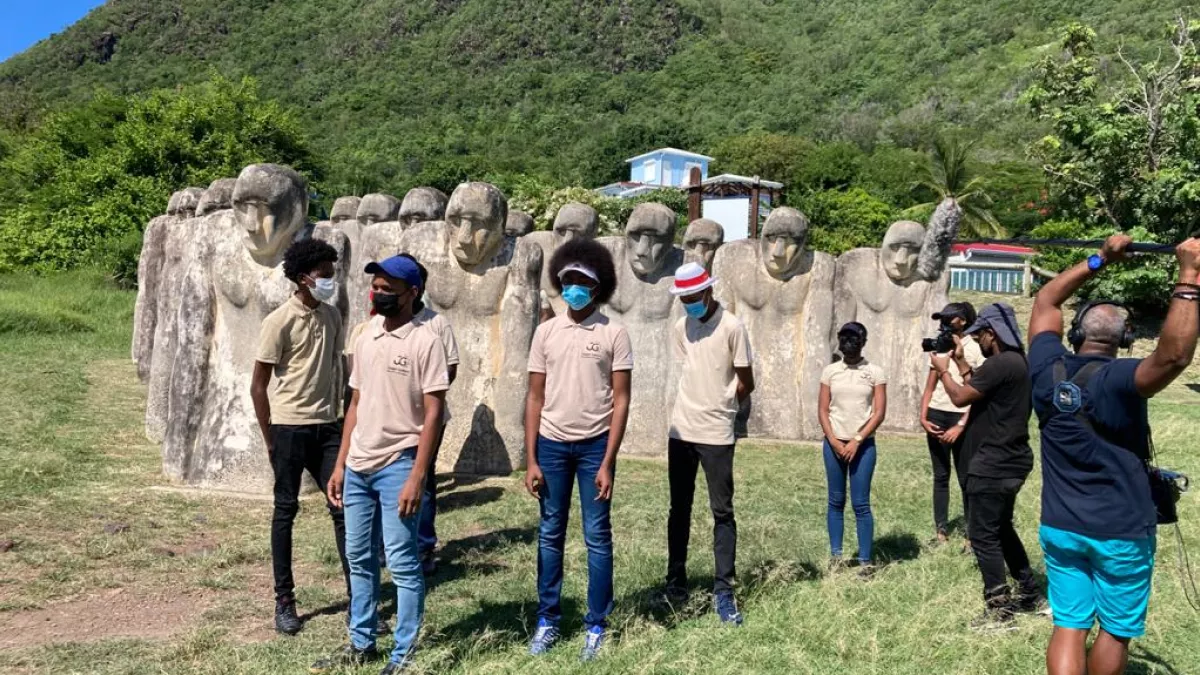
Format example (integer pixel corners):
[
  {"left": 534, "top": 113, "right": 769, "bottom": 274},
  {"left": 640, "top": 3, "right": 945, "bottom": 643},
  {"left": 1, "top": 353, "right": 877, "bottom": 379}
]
[
  {"left": 1087, "top": 253, "right": 1105, "bottom": 271},
  {"left": 853, "top": 434, "right": 863, "bottom": 443}
]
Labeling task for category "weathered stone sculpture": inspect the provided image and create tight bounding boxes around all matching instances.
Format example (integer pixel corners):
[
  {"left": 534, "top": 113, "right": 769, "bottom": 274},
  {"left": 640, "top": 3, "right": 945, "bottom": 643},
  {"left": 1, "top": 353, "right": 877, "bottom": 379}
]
[
  {"left": 196, "top": 179, "right": 236, "bottom": 216},
  {"left": 712, "top": 207, "right": 835, "bottom": 440},
  {"left": 132, "top": 191, "right": 185, "bottom": 381},
  {"left": 161, "top": 164, "right": 317, "bottom": 492},
  {"left": 598, "top": 203, "right": 685, "bottom": 456},
  {"left": 348, "top": 193, "right": 402, "bottom": 328},
  {"left": 683, "top": 218, "right": 725, "bottom": 271},
  {"left": 326, "top": 196, "right": 363, "bottom": 242},
  {"left": 397, "top": 182, "right": 542, "bottom": 474},
  {"left": 832, "top": 198, "right": 962, "bottom": 432},
  {"left": 505, "top": 210, "right": 534, "bottom": 238},
  {"left": 170, "top": 187, "right": 204, "bottom": 218},
  {"left": 398, "top": 187, "right": 448, "bottom": 229},
  {"left": 525, "top": 202, "right": 599, "bottom": 318}
]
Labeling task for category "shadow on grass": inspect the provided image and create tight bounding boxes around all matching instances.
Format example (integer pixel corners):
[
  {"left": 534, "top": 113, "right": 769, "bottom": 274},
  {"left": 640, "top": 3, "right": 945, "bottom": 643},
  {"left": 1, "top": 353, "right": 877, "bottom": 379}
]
[
  {"left": 299, "top": 599, "right": 349, "bottom": 625},
  {"left": 438, "top": 486, "right": 506, "bottom": 514},
  {"left": 874, "top": 532, "right": 922, "bottom": 564},
  {"left": 427, "top": 597, "right": 581, "bottom": 668},
  {"left": 425, "top": 527, "right": 535, "bottom": 591},
  {"left": 1129, "top": 646, "right": 1182, "bottom": 675}
]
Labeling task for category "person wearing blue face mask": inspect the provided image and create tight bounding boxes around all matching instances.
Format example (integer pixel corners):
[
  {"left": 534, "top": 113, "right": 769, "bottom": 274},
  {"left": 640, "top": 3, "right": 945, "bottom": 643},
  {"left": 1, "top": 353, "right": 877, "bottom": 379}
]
[
  {"left": 662, "top": 262, "right": 755, "bottom": 625},
  {"left": 524, "top": 239, "right": 633, "bottom": 662}
]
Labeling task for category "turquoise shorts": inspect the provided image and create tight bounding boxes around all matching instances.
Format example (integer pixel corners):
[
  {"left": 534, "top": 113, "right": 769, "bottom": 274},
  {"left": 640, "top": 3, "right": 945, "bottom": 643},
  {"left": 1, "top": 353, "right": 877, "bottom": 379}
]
[{"left": 1039, "top": 524, "right": 1156, "bottom": 638}]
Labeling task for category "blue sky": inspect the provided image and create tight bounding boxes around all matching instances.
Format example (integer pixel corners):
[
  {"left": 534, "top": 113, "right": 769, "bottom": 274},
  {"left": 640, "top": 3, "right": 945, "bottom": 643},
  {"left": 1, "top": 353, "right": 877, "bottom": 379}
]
[{"left": 0, "top": 0, "right": 107, "bottom": 63}]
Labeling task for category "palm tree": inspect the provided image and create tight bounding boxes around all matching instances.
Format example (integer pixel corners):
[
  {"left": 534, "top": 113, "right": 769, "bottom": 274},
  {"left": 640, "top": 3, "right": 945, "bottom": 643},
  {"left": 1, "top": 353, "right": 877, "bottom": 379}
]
[{"left": 904, "top": 136, "right": 1006, "bottom": 239}]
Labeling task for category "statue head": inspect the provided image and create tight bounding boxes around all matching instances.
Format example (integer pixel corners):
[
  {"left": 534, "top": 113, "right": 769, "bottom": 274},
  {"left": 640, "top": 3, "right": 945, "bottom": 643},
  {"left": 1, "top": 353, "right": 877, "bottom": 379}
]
[
  {"left": 506, "top": 210, "right": 534, "bottom": 237},
  {"left": 625, "top": 203, "right": 676, "bottom": 276},
  {"left": 447, "top": 182, "right": 507, "bottom": 267},
  {"left": 196, "top": 178, "right": 236, "bottom": 216},
  {"left": 232, "top": 164, "right": 309, "bottom": 263},
  {"left": 330, "top": 196, "right": 362, "bottom": 227},
  {"left": 682, "top": 218, "right": 724, "bottom": 271},
  {"left": 759, "top": 207, "right": 809, "bottom": 280},
  {"left": 356, "top": 193, "right": 400, "bottom": 228},
  {"left": 176, "top": 188, "right": 204, "bottom": 219},
  {"left": 398, "top": 187, "right": 448, "bottom": 229},
  {"left": 552, "top": 203, "right": 599, "bottom": 245},
  {"left": 881, "top": 220, "right": 925, "bottom": 282},
  {"left": 166, "top": 191, "right": 183, "bottom": 216}
]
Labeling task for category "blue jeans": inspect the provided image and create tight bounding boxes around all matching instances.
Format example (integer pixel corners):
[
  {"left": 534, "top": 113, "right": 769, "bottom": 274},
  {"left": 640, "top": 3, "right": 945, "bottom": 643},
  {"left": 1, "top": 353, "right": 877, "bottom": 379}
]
[
  {"left": 344, "top": 451, "right": 424, "bottom": 664},
  {"left": 536, "top": 433, "right": 614, "bottom": 629},
  {"left": 822, "top": 438, "right": 877, "bottom": 563}
]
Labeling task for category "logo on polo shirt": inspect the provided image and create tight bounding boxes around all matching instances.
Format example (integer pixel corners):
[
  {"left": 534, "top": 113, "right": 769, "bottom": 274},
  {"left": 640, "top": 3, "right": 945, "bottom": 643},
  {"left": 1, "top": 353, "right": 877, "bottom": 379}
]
[
  {"left": 582, "top": 341, "right": 603, "bottom": 359},
  {"left": 388, "top": 354, "right": 412, "bottom": 376}
]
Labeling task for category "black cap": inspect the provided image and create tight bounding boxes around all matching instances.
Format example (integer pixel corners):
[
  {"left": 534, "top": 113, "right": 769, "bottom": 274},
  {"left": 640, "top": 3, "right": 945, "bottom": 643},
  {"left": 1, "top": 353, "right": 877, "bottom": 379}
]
[
  {"left": 933, "top": 302, "right": 977, "bottom": 325},
  {"left": 838, "top": 321, "right": 867, "bottom": 340}
]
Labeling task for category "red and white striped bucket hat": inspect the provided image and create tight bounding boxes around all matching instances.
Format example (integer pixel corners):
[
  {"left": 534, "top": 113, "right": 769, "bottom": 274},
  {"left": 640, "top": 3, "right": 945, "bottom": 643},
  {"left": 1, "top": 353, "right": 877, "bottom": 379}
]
[{"left": 670, "top": 262, "right": 717, "bottom": 296}]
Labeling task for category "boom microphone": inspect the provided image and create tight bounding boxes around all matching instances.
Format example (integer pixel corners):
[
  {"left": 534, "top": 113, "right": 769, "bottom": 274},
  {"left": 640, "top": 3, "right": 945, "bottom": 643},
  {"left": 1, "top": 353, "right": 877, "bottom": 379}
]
[{"left": 960, "top": 238, "right": 1180, "bottom": 254}]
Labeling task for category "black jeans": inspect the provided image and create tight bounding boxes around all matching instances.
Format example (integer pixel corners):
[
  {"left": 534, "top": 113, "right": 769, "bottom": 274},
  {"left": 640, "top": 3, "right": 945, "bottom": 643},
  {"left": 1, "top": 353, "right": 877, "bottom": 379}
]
[
  {"left": 271, "top": 422, "right": 350, "bottom": 602},
  {"left": 926, "top": 409, "right": 968, "bottom": 536},
  {"left": 967, "top": 476, "right": 1034, "bottom": 596},
  {"left": 666, "top": 438, "right": 737, "bottom": 594}
]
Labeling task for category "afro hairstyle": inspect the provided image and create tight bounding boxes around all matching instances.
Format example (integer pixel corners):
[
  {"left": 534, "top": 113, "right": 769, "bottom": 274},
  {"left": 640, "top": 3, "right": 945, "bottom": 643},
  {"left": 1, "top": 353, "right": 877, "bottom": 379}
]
[
  {"left": 282, "top": 238, "right": 338, "bottom": 283},
  {"left": 548, "top": 238, "right": 617, "bottom": 306},
  {"left": 397, "top": 253, "right": 429, "bottom": 313}
]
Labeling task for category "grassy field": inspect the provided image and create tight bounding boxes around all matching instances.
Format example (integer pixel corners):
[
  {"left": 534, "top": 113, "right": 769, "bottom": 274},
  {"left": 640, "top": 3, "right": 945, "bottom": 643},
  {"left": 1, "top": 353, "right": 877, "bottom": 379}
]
[{"left": 2, "top": 275, "right": 1200, "bottom": 674}]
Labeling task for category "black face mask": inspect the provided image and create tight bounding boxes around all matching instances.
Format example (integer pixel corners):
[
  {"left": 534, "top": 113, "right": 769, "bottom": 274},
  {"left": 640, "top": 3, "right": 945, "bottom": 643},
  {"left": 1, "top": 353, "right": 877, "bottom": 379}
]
[
  {"left": 838, "top": 336, "right": 864, "bottom": 356},
  {"left": 372, "top": 291, "right": 407, "bottom": 317}
]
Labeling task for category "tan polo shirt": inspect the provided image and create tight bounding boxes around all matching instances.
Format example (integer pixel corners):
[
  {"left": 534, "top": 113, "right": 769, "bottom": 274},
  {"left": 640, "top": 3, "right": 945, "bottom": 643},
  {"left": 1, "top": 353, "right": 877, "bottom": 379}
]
[
  {"left": 346, "top": 308, "right": 458, "bottom": 365},
  {"left": 669, "top": 306, "right": 752, "bottom": 445},
  {"left": 929, "top": 336, "right": 986, "bottom": 413},
  {"left": 820, "top": 359, "right": 887, "bottom": 441},
  {"left": 347, "top": 315, "right": 450, "bottom": 474},
  {"left": 528, "top": 310, "right": 634, "bottom": 443},
  {"left": 256, "top": 295, "right": 343, "bottom": 425}
]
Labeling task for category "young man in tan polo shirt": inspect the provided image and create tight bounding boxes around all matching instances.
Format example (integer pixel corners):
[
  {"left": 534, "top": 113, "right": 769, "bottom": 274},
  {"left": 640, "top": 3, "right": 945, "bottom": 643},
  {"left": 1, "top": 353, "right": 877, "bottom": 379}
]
[
  {"left": 663, "top": 262, "right": 755, "bottom": 625},
  {"left": 250, "top": 239, "right": 349, "bottom": 636},
  {"left": 524, "top": 239, "right": 632, "bottom": 662},
  {"left": 313, "top": 255, "right": 449, "bottom": 675}
]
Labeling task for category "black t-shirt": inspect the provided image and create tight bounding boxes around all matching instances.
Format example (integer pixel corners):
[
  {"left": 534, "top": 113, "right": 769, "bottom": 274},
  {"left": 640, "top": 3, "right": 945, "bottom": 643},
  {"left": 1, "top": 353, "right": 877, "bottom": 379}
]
[
  {"left": 962, "top": 349, "right": 1033, "bottom": 480},
  {"left": 1029, "top": 332, "right": 1154, "bottom": 540}
]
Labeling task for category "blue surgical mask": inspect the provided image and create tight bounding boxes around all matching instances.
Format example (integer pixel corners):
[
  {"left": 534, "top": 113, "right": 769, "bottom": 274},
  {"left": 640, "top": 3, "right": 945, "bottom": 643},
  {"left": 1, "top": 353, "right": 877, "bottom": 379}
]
[
  {"left": 561, "top": 284, "right": 593, "bottom": 311},
  {"left": 684, "top": 299, "right": 707, "bottom": 319},
  {"left": 309, "top": 276, "right": 338, "bottom": 304}
]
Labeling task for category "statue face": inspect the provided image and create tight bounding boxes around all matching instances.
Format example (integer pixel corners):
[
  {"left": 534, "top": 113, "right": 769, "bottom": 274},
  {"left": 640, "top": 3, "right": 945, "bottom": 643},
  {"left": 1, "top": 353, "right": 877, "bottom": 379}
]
[
  {"left": 759, "top": 207, "right": 808, "bottom": 279},
  {"left": 881, "top": 221, "right": 925, "bottom": 282},
  {"left": 683, "top": 219, "right": 724, "bottom": 271},
  {"left": 626, "top": 203, "right": 675, "bottom": 276},
  {"left": 552, "top": 203, "right": 599, "bottom": 245},
  {"left": 356, "top": 194, "right": 399, "bottom": 228},
  {"left": 506, "top": 210, "right": 534, "bottom": 237},
  {"left": 176, "top": 188, "right": 204, "bottom": 219},
  {"left": 233, "top": 164, "right": 308, "bottom": 262},
  {"left": 196, "top": 179, "right": 235, "bottom": 216},
  {"left": 330, "top": 197, "right": 361, "bottom": 226},
  {"left": 398, "top": 188, "right": 448, "bottom": 229},
  {"left": 447, "top": 182, "right": 506, "bottom": 266}
]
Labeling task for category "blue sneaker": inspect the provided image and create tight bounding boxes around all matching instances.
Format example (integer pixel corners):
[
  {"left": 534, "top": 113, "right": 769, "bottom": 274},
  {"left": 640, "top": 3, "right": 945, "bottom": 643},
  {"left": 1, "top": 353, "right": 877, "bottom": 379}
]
[
  {"left": 714, "top": 591, "right": 743, "bottom": 626},
  {"left": 580, "top": 625, "right": 605, "bottom": 661},
  {"left": 528, "top": 618, "right": 559, "bottom": 656}
]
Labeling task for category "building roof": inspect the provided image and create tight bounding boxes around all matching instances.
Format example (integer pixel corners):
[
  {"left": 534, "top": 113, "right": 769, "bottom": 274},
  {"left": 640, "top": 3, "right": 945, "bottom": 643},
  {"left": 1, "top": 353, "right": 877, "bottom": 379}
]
[
  {"left": 700, "top": 173, "right": 784, "bottom": 189},
  {"left": 952, "top": 243, "right": 1035, "bottom": 257},
  {"left": 625, "top": 147, "right": 715, "bottom": 164}
]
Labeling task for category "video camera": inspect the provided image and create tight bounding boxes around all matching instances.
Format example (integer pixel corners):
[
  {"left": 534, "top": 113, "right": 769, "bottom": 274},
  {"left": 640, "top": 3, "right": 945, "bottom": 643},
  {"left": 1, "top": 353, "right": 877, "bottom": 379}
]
[{"left": 921, "top": 321, "right": 956, "bottom": 353}]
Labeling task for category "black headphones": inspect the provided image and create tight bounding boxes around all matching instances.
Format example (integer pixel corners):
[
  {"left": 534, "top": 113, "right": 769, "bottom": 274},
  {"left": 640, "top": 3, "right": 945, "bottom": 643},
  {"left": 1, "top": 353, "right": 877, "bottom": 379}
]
[{"left": 1068, "top": 300, "right": 1135, "bottom": 350}]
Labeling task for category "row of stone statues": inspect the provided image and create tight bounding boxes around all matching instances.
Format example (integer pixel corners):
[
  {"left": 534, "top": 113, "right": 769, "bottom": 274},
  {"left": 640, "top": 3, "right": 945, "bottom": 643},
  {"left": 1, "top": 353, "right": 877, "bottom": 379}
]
[{"left": 134, "top": 164, "right": 959, "bottom": 494}]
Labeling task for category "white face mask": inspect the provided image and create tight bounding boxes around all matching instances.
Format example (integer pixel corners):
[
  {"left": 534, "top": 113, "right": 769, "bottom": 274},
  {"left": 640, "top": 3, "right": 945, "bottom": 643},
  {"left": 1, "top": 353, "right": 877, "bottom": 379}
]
[{"left": 309, "top": 276, "right": 338, "bottom": 304}]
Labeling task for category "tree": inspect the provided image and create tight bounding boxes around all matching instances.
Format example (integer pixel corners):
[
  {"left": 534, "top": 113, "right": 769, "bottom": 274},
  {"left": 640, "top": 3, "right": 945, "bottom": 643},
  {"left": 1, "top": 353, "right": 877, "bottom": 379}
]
[{"left": 903, "top": 135, "right": 1006, "bottom": 239}]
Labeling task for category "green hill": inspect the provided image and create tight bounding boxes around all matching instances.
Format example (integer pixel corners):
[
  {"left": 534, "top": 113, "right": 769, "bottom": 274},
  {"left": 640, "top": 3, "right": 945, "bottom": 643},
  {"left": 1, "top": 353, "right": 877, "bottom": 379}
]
[{"left": 0, "top": 0, "right": 1180, "bottom": 195}]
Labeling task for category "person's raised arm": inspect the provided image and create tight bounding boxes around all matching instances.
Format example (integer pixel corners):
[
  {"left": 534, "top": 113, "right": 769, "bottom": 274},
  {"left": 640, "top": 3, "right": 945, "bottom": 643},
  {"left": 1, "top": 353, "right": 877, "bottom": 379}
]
[
  {"left": 931, "top": 351, "right": 983, "bottom": 408},
  {"left": 1135, "top": 238, "right": 1200, "bottom": 397},
  {"left": 1029, "top": 234, "right": 1132, "bottom": 338},
  {"left": 524, "top": 372, "right": 547, "bottom": 498}
]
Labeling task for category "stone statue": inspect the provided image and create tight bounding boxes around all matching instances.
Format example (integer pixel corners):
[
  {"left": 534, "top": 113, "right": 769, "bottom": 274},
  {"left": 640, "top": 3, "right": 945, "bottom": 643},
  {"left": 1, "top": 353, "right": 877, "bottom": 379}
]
[
  {"left": 327, "top": 196, "right": 363, "bottom": 242},
  {"left": 169, "top": 187, "right": 204, "bottom": 218},
  {"left": 682, "top": 218, "right": 724, "bottom": 271},
  {"left": 195, "top": 179, "right": 235, "bottom": 216},
  {"left": 397, "top": 182, "right": 542, "bottom": 474},
  {"left": 598, "top": 202, "right": 685, "bottom": 456},
  {"left": 832, "top": 198, "right": 962, "bottom": 432},
  {"left": 505, "top": 210, "right": 534, "bottom": 238},
  {"left": 712, "top": 207, "right": 835, "bottom": 441},
  {"left": 132, "top": 190, "right": 185, "bottom": 381},
  {"left": 398, "top": 187, "right": 448, "bottom": 229},
  {"left": 525, "top": 202, "right": 599, "bottom": 318},
  {"left": 161, "top": 164, "right": 320, "bottom": 492},
  {"left": 348, "top": 193, "right": 402, "bottom": 329}
]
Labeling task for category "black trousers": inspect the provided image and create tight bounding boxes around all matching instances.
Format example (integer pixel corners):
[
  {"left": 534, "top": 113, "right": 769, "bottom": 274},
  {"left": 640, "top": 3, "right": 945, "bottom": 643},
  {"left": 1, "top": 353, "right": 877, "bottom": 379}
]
[
  {"left": 270, "top": 422, "right": 350, "bottom": 602},
  {"left": 666, "top": 438, "right": 737, "bottom": 594},
  {"left": 967, "top": 476, "right": 1034, "bottom": 596},
  {"left": 926, "top": 409, "right": 969, "bottom": 535}
]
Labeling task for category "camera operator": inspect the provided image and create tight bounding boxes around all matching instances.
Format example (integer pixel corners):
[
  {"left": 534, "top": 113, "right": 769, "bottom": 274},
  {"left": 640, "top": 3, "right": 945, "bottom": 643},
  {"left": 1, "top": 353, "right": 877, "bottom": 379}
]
[
  {"left": 920, "top": 302, "right": 985, "bottom": 546},
  {"left": 931, "top": 302, "right": 1040, "bottom": 630},
  {"left": 1028, "top": 234, "right": 1200, "bottom": 675}
]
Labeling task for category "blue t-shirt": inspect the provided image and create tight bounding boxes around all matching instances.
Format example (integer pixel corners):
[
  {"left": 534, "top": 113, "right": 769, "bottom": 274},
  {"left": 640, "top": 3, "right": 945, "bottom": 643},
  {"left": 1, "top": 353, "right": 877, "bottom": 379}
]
[{"left": 1029, "top": 332, "right": 1155, "bottom": 540}]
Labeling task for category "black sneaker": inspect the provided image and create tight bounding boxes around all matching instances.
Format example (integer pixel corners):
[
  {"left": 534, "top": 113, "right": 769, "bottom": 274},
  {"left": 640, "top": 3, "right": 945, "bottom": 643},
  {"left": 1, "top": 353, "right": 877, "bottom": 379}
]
[
  {"left": 275, "top": 598, "right": 302, "bottom": 636},
  {"left": 856, "top": 563, "right": 877, "bottom": 581},
  {"left": 969, "top": 592, "right": 1018, "bottom": 632},
  {"left": 309, "top": 644, "right": 379, "bottom": 673},
  {"left": 421, "top": 550, "right": 437, "bottom": 576}
]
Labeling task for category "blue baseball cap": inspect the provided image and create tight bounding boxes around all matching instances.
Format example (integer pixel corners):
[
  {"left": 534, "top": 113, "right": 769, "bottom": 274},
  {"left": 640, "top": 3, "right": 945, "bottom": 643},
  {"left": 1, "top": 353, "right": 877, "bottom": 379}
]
[{"left": 364, "top": 255, "right": 422, "bottom": 289}]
